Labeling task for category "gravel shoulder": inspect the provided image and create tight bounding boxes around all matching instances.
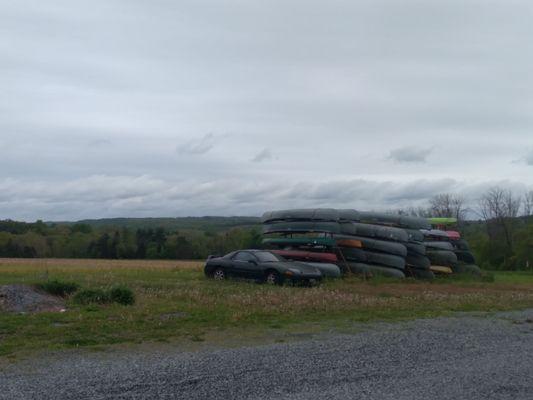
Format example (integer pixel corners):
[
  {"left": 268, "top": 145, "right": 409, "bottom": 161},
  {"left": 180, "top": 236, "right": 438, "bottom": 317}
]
[{"left": 2, "top": 309, "right": 533, "bottom": 400}]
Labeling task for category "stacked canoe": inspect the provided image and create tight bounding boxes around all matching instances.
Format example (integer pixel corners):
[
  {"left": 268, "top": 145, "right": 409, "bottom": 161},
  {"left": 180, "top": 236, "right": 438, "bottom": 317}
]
[
  {"left": 261, "top": 209, "right": 481, "bottom": 280},
  {"left": 425, "top": 218, "right": 481, "bottom": 276},
  {"left": 261, "top": 209, "right": 434, "bottom": 279}
]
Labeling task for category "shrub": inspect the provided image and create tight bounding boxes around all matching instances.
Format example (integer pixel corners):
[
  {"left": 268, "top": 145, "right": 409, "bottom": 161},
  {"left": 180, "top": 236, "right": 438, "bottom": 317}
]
[
  {"left": 37, "top": 280, "right": 80, "bottom": 297},
  {"left": 73, "top": 289, "right": 111, "bottom": 305},
  {"left": 73, "top": 286, "right": 135, "bottom": 306},
  {"left": 109, "top": 286, "right": 135, "bottom": 305}
]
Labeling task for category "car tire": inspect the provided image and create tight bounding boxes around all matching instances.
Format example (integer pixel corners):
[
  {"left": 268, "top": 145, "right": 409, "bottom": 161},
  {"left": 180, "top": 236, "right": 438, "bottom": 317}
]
[
  {"left": 212, "top": 268, "right": 226, "bottom": 281},
  {"left": 264, "top": 270, "right": 282, "bottom": 285}
]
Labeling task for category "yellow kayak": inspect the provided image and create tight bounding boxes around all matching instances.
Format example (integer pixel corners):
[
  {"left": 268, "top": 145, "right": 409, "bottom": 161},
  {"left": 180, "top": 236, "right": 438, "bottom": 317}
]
[{"left": 430, "top": 265, "right": 453, "bottom": 274}]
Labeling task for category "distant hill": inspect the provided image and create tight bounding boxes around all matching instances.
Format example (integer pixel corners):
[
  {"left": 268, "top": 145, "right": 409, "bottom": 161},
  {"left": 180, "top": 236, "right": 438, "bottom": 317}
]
[
  {"left": 2, "top": 214, "right": 530, "bottom": 267},
  {"left": 1, "top": 216, "right": 263, "bottom": 259},
  {"left": 60, "top": 216, "right": 262, "bottom": 232}
]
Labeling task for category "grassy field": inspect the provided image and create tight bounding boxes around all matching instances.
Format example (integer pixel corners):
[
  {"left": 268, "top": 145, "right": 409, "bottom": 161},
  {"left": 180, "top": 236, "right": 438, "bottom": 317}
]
[{"left": 1, "top": 258, "right": 533, "bottom": 358}]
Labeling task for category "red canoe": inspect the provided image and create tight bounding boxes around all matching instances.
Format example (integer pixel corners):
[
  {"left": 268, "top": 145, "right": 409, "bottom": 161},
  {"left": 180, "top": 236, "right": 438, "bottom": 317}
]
[
  {"left": 446, "top": 231, "right": 461, "bottom": 240},
  {"left": 271, "top": 249, "right": 338, "bottom": 263}
]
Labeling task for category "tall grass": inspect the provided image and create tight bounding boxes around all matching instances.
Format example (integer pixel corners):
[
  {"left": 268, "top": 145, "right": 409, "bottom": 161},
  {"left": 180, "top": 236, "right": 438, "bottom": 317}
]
[{"left": 1, "top": 259, "right": 533, "bottom": 357}]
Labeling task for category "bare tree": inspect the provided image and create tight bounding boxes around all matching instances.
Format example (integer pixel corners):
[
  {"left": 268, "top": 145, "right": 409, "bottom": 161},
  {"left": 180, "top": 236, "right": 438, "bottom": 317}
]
[
  {"left": 392, "top": 206, "right": 432, "bottom": 217},
  {"left": 479, "top": 187, "right": 521, "bottom": 219},
  {"left": 429, "top": 193, "right": 467, "bottom": 221},
  {"left": 524, "top": 190, "right": 533, "bottom": 216},
  {"left": 409, "top": 206, "right": 433, "bottom": 218},
  {"left": 504, "top": 190, "right": 521, "bottom": 218},
  {"left": 478, "top": 187, "right": 521, "bottom": 251}
]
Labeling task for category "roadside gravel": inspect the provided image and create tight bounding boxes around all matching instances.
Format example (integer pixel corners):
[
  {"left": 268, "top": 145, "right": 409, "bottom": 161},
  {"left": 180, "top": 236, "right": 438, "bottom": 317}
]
[{"left": 2, "top": 309, "right": 533, "bottom": 399}]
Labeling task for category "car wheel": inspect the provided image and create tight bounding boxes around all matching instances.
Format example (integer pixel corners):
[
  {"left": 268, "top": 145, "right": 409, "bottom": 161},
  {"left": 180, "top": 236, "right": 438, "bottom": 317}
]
[
  {"left": 265, "top": 270, "right": 282, "bottom": 285},
  {"left": 213, "top": 268, "right": 226, "bottom": 281}
]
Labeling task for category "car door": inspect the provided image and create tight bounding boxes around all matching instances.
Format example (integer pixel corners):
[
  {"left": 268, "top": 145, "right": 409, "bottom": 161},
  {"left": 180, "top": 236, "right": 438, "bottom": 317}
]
[{"left": 231, "top": 251, "right": 259, "bottom": 278}]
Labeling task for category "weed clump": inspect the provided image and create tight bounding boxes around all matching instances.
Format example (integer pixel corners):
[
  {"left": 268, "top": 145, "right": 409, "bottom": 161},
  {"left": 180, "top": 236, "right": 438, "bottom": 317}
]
[
  {"left": 73, "top": 289, "right": 110, "bottom": 305},
  {"left": 73, "top": 286, "right": 135, "bottom": 306},
  {"left": 37, "top": 280, "right": 80, "bottom": 297},
  {"left": 480, "top": 272, "right": 495, "bottom": 283},
  {"left": 109, "top": 286, "right": 135, "bottom": 305}
]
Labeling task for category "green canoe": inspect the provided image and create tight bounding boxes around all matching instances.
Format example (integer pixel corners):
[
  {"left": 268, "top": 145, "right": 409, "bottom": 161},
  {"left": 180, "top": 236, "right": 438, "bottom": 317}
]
[
  {"left": 261, "top": 209, "right": 360, "bottom": 224},
  {"left": 428, "top": 217, "right": 458, "bottom": 226},
  {"left": 346, "top": 262, "right": 406, "bottom": 279},
  {"left": 359, "top": 211, "right": 431, "bottom": 230},
  {"left": 452, "top": 263, "right": 482, "bottom": 276},
  {"left": 426, "top": 250, "right": 458, "bottom": 266},
  {"left": 340, "top": 248, "right": 406, "bottom": 270},
  {"left": 298, "top": 262, "right": 342, "bottom": 278},
  {"left": 263, "top": 221, "right": 409, "bottom": 242},
  {"left": 262, "top": 221, "right": 342, "bottom": 235},
  {"left": 262, "top": 237, "right": 336, "bottom": 248},
  {"left": 334, "top": 235, "right": 407, "bottom": 257}
]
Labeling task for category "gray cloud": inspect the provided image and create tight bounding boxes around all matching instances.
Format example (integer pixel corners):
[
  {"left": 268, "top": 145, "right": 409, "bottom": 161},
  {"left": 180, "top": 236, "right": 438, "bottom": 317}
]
[
  {"left": 176, "top": 134, "right": 216, "bottom": 155},
  {"left": 388, "top": 146, "right": 431, "bottom": 163},
  {"left": 525, "top": 150, "right": 533, "bottom": 166},
  {"left": 251, "top": 148, "right": 273, "bottom": 163},
  {"left": 88, "top": 138, "right": 112, "bottom": 147},
  {"left": 0, "top": 174, "right": 530, "bottom": 221},
  {"left": 1, "top": 0, "right": 533, "bottom": 220}
]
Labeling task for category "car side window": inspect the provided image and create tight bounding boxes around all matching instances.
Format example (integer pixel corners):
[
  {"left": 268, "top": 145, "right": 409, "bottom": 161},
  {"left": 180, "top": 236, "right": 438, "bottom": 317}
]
[{"left": 233, "top": 252, "right": 255, "bottom": 262}]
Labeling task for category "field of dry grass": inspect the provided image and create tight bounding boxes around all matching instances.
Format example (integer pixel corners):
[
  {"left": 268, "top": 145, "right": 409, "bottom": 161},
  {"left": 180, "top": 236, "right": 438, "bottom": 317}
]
[
  {"left": 0, "top": 258, "right": 203, "bottom": 271},
  {"left": 1, "top": 258, "right": 533, "bottom": 358}
]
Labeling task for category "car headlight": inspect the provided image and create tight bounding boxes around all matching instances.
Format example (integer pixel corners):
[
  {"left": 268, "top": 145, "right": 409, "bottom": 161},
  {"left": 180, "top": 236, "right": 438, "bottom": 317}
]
[{"left": 285, "top": 268, "right": 301, "bottom": 276}]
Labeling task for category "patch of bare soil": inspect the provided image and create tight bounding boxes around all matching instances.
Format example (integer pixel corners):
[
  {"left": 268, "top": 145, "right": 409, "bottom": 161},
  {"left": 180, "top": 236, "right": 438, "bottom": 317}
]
[{"left": 0, "top": 284, "right": 65, "bottom": 313}]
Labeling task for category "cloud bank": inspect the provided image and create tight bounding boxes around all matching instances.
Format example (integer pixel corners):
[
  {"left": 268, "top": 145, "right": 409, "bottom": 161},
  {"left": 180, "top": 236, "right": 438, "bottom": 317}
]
[
  {"left": 252, "top": 148, "right": 273, "bottom": 163},
  {"left": 525, "top": 150, "right": 533, "bottom": 166},
  {"left": 388, "top": 147, "right": 431, "bottom": 163},
  {"left": 177, "top": 133, "right": 216, "bottom": 155},
  {"left": 1, "top": 0, "right": 532, "bottom": 220},
  {"left": 0, "top": 175, "right": 530, "bottom": 221}
]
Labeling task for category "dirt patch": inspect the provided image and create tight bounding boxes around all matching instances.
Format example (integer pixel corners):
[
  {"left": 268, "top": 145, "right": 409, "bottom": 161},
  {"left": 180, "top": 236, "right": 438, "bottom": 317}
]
[{"left": 0, "top": 284, "right": 65, "bottom": 313}]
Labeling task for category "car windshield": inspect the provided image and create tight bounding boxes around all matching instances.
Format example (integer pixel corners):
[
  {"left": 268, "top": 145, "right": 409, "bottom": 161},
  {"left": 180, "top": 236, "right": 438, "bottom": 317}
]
[{"left": 255, "top": 251, "right": 283, "bottom": 262}]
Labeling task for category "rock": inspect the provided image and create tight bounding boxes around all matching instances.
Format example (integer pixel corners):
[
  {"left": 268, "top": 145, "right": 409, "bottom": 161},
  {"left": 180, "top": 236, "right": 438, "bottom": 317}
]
[{"left": 0, "top": 284, "right": 66, "bottom": 313}]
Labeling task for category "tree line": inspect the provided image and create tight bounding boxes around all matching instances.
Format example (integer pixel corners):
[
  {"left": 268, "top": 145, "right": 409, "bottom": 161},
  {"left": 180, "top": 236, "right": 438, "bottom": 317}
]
[
  {"left": 0, "top": 221, "right": 262, "bottom": 260},
  {"left": 397, "top": 188, "right": 533, "bottom": 270},
  {"left": 0, "top": 188, "right": 531, "bottom": 270}
]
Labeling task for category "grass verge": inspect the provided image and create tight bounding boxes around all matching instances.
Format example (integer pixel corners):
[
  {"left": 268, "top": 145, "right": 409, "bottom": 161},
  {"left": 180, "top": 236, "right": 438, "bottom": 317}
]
[{"left": 1, "top": 258, "right": 533, "bottom": 357}]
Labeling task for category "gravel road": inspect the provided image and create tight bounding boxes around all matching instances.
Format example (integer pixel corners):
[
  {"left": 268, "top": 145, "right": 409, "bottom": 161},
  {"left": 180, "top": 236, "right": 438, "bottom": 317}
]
[{"left": 2, "top": 309, "right": 533, "bottom": 399}]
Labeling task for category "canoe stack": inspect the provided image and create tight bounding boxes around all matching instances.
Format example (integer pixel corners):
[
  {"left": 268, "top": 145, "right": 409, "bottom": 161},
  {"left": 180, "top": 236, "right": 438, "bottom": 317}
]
[
  {"left": 261, "top": 209, "right": 480, "bottom": 280},
  {"left": 424, "top": 218, "right": 481, "bottom": 276}
]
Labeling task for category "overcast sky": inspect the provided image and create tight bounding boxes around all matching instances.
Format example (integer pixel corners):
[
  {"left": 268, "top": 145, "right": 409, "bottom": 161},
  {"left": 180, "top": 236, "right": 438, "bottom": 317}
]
[{"left": 1, "top": 0, "right": 532, "bottom": 221}]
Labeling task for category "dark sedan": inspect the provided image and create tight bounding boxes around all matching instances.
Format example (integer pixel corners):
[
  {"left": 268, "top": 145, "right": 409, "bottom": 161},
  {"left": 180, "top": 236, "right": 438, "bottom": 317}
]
[{"left": 204, "top": 250, "right": 323, "bottom": 285}]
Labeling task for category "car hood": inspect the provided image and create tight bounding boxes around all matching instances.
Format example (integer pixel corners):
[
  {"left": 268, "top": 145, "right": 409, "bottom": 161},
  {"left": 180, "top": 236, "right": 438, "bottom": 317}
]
[{"left": 273, "top": 261, "right": 322, "bottom": 274}]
